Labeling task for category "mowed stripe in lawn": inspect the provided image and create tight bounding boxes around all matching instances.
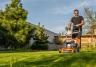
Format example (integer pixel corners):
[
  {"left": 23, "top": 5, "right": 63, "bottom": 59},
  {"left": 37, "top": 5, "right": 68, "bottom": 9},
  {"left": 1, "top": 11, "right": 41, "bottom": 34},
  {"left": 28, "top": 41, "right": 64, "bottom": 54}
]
[
  {"left": 0, "top": 51, "right": 58, "bottom": 66},
  {"left": 0, "top": 51, "right": 96, "bottom": 67}
]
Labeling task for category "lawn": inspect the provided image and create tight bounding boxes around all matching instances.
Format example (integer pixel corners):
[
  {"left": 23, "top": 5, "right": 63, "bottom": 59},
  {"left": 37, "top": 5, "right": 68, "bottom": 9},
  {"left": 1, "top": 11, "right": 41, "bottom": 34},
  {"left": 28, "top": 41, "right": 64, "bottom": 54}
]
[{"left": 0, "top": 51, "right": 96, "bottom": 67}]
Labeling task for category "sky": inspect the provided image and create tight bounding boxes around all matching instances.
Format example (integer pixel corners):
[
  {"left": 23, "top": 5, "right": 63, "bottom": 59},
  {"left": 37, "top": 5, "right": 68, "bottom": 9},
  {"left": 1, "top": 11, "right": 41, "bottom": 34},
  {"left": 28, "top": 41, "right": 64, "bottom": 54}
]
[{"left": 0, "top": 0, "right": 96, "bottom": 33}]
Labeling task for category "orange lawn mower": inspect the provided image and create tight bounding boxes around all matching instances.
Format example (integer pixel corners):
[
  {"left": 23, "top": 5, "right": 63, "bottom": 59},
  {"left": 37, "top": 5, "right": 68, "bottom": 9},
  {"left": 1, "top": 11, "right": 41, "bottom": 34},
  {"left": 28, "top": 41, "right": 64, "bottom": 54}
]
[{"left": 59, "top": 24, "right": 81, "bottom": 53}]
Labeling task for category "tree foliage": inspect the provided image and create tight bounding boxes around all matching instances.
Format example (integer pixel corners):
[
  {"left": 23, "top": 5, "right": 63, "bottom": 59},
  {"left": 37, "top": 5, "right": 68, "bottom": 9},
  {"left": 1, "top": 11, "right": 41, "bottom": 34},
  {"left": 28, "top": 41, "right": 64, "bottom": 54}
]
[
  {"left": 0, "top": 0, "right": 48, "bottom": 49},
  {"left": 84, "top": 8, "right": 96, "bottom": 34},
  {"left": 31, "top": 24, "right": 49, "bottom": 50}
]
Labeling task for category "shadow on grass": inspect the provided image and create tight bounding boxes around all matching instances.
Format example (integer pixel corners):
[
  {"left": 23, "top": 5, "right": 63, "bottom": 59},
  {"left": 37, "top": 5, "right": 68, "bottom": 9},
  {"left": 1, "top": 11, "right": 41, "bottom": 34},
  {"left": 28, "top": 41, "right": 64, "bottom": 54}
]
[
  {"left": 0, "top": 50, "right": 50, "bottom": 53},
  {"left": 11, "top": 52, "right": 96, "bottom": 67}
]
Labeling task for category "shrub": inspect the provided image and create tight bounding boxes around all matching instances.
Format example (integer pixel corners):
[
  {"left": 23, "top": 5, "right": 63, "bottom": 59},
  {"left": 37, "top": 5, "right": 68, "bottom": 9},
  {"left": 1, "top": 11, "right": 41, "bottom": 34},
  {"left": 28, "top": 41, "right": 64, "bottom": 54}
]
[{"left": 31, "top": 42, "right": 48, "bottom": 50}]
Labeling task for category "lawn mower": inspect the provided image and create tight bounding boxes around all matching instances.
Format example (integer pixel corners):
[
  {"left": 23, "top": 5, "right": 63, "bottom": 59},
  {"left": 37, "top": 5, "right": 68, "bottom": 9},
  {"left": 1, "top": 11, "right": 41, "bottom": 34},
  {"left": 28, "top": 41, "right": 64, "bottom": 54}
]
[{"left": 59, "top": 24, "right": 81, "bottom": 53}]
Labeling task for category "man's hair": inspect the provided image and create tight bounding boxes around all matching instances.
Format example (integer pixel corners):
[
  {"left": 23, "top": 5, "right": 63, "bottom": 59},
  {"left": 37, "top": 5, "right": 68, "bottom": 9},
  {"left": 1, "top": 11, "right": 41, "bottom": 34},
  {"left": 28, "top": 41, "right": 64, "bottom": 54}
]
[{"left": 74, "top": 9, "right": 79, "bottom": 13}]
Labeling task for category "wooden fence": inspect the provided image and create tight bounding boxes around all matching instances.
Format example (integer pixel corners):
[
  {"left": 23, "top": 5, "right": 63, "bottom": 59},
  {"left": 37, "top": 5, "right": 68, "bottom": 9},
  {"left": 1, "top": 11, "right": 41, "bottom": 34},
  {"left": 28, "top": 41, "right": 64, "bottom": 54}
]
[{"left": 54, "top": 35, "right": 96, "bottom": 50}]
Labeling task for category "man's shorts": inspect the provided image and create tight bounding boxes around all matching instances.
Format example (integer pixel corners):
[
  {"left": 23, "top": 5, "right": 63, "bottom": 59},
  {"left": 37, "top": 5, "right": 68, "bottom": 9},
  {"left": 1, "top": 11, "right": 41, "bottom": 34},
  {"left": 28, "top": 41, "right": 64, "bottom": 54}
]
[{"left": 72, "top": 26, "right": 82, "bottom": 39}]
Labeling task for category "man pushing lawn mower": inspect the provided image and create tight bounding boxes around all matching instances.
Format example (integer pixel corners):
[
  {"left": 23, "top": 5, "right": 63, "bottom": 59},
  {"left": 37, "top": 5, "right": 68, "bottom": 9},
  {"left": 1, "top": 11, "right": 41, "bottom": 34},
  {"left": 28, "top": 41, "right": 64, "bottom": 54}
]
[{"left": 59, "top": 9, "right": 84, "bottom": 53}]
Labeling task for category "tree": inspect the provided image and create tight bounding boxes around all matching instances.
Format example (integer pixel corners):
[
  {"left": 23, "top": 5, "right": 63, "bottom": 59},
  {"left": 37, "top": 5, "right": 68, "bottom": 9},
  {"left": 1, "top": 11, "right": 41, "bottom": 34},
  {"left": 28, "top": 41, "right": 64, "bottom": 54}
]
[
  {"left": 0, "top": 0, "right": 48, "bottom": 49},
  {"left": 84, "top": 8, "right": 96, "bottom": 35},
  {"left": 31, "top": 24, "right": 49, "bottom": 50},
  {"left": 0, "top": 0, "right": 33, "bottom": 48}
]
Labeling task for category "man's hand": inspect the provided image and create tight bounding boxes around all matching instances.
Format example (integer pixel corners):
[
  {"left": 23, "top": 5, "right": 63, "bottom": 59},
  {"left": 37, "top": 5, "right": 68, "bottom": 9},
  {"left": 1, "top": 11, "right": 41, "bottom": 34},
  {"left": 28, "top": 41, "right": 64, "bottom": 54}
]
[
  {"left": 75, "top": 24, "right": 80, "bottom": 27},
  {"left": 76, "top": 20, "right": 84, "bottom": 27}
]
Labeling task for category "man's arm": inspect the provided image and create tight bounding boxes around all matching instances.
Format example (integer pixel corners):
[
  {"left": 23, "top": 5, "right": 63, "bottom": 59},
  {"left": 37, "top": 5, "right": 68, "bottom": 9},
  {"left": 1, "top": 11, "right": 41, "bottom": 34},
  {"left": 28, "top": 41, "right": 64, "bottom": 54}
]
[
  {"left": 77, "top": 20, "right": 84, "bottom": 27},
  {"left": 77, "top": 16, "right": 84, "bottom": 27},
  {"left": 68, "top": 17, "right": 73, "bottom": 28},
  {"left": 68, "top": 22, "right": 72, "bottom": 28}
]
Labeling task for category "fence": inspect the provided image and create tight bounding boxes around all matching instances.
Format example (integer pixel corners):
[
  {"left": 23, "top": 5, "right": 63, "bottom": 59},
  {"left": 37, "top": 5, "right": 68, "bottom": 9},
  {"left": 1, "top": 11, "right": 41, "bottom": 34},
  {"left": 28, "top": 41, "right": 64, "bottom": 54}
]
[{"left": 54, "top": 34, "right": 96, "bottom": 51}]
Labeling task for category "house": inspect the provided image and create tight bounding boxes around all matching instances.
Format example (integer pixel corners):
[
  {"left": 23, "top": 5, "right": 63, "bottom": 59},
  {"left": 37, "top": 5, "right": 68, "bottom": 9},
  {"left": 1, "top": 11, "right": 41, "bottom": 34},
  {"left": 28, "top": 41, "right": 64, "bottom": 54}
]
[
  {"left": 44, "top": 29, "right": 58, "bottom": 50},
  {"left": 29, "top": 29, "right": 58, "bottom": 50}
]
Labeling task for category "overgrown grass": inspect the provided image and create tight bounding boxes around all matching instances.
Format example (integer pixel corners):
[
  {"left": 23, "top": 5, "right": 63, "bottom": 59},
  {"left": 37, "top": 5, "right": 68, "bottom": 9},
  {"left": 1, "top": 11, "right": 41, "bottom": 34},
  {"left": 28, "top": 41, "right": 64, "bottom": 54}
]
[{"left": 0, "top": 51, "right": 96, "bottom": 67}]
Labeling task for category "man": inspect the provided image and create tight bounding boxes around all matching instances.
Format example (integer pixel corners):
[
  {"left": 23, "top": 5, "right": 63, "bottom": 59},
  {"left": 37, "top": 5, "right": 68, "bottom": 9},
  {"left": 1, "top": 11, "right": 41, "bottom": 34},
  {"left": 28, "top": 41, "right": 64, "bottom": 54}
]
[{"left": 70, "top": 9, "right": 84, "bottom": 52}]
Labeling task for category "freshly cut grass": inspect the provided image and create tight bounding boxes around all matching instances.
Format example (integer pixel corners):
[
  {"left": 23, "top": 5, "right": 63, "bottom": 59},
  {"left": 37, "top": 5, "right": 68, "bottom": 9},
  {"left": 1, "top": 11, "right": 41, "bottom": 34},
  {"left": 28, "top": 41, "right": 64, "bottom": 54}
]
[{"left": 0, "top": 51, "right": 96, "bottom": 67}]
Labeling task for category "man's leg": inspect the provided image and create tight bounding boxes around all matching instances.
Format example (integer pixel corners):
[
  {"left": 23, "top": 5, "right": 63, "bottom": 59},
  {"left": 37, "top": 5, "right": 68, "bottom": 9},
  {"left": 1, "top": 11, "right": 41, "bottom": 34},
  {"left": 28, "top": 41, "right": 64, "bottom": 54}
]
[
  {"left": 75, "top": 37, "right": 80, "bottom": 52},
  {"left": 76, "top": 29, "right": 82, "bottom": 52},
  {"left": 79, "top": 29, "right": 82, "bottom": 48}
]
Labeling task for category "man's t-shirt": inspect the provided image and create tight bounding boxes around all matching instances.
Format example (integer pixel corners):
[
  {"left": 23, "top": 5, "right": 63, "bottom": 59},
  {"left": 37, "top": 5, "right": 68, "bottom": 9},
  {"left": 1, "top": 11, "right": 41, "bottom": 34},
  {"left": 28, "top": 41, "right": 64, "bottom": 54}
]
[
  {"left": 71, "top": 16, "right": 84, "bottom": 27},
  {"left": 71, "top": 16, "right": 84, "bottom": 38}
]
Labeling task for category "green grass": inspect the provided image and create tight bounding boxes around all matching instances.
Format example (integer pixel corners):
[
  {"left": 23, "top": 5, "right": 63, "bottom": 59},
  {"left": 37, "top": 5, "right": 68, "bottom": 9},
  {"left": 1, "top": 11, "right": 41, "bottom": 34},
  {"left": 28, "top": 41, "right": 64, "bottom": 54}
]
[{"left": 0, "top": 51, "right": 96, "bottom": 67}]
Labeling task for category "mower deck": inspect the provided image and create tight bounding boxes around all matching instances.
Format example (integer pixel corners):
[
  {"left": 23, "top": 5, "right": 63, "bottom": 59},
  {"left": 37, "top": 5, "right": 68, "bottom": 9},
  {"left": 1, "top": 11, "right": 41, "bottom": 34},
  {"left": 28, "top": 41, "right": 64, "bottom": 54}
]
[{"left": 59, "top": 47, "right": 76, "bottom": 53}]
